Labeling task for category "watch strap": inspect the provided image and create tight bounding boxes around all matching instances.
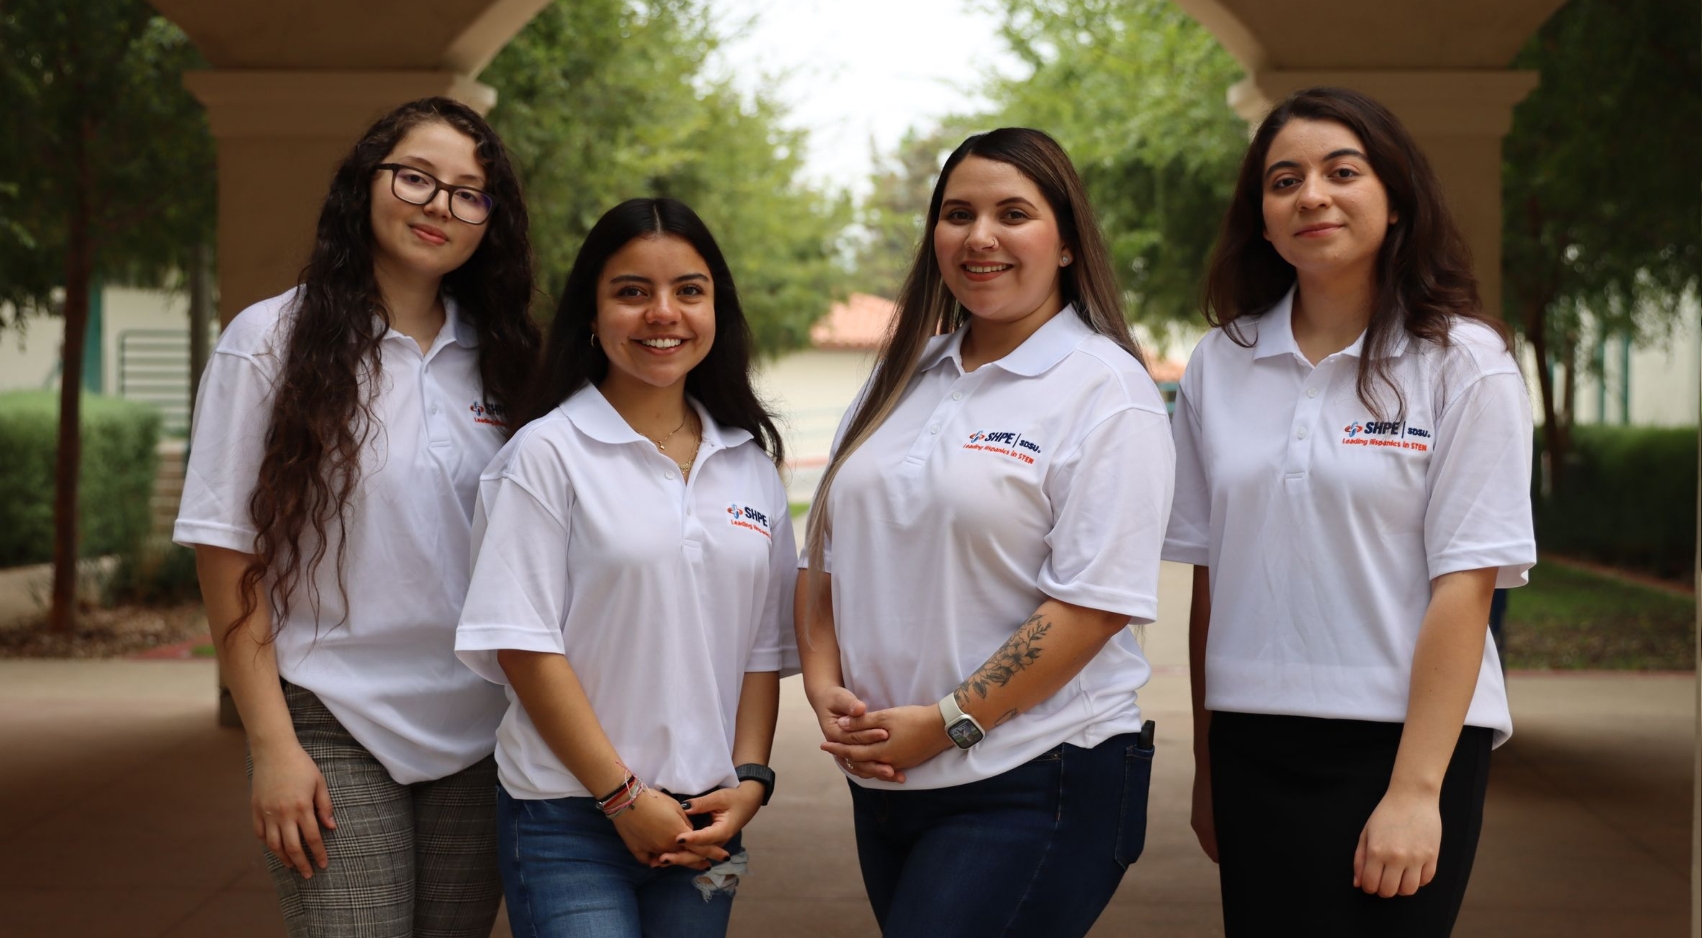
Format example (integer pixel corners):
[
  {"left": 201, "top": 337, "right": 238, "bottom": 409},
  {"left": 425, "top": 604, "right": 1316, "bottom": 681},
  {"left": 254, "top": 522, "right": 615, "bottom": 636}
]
[
  {"left": 938, "top": 692, "right": 985, "bottom": 749},
  {"left": 734, "top": 763, "right": 775, "bottom": 806}
]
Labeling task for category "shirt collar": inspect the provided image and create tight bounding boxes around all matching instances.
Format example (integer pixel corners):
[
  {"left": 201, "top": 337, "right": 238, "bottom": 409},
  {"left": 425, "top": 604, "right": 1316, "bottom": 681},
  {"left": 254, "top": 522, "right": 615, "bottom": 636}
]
[
  {"left": 559, "top": 384, "right": 752, "bottom": 452},
  {"left": 444, "top": 295, "right": 479, "bottom": 348},
  {"left": 916, "top": 305, "right": 1094, "bottom": 377},
  {"left": 1249, "top": 285, "right": 1408, "bottom": 362},
  {"left": 375, "top": 295, "right": 479, "bottom": 351}
]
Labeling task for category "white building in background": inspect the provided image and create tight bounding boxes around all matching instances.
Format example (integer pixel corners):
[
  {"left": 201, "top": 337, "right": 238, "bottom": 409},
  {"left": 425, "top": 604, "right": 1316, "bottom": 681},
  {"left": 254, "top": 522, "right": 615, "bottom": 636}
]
[
  {"left": 1534, "top": 295, "right": 1701, "bottom": 428},
  {"left": 0, "top": 285, "right": 210, "bottom": 434}
]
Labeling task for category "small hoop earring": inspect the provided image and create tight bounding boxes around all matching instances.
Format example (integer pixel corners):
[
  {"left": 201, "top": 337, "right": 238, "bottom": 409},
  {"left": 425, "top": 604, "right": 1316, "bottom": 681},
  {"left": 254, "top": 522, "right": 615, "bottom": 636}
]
[{"left": 588, "top": 332, "right": 599, "bottom": 349}]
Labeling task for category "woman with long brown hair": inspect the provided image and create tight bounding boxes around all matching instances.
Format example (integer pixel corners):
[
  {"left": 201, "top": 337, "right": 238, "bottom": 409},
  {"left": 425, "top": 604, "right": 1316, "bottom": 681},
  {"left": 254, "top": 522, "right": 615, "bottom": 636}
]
[
  {"left": 797, "top": 128, "right": 1174, "bottom": 937},
  {"left": 456, "top": 197, "right": 795, "bottom": 938},
  {"left": 1166, "top": 87, "right": 1535, "bottom": 935},
  {"left": 174, "top": 96, "right": 539, "bottom": 937}
]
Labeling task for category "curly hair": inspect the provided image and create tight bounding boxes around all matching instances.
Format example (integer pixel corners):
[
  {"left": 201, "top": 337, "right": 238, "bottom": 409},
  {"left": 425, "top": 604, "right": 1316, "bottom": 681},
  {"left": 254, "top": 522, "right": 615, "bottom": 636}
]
[
  {"left": 1201, "top": 87, "right": 1509, "bottom": 419},
  {"left": 521, "top": 197, "right": 783, "bottom": 464},
  {"left": 231, "top": 97, "right": 540, "bottom": 643}
]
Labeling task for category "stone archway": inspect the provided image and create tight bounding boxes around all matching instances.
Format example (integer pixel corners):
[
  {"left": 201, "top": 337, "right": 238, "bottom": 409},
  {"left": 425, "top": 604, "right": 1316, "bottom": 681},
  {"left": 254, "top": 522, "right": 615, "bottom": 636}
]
[
  {"left": 1170, "top": 0, "right": 1566, "bottom": 320},
  {"left": 147, "top": 0, "right": 552, "bottom": 324}
]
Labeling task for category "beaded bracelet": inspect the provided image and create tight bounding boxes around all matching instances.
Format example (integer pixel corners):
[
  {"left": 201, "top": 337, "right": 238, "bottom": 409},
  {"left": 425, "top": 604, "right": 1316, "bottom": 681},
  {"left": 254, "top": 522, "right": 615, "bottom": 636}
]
[{"left": 596, "top": 773, "right": 648, "bottom": 819}]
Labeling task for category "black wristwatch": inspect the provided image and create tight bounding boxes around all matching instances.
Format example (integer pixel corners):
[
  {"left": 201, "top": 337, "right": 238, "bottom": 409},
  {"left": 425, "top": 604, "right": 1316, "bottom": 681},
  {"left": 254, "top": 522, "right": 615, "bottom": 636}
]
[{"left": 735, "top": 763, "right": 776, "bottom": 805}]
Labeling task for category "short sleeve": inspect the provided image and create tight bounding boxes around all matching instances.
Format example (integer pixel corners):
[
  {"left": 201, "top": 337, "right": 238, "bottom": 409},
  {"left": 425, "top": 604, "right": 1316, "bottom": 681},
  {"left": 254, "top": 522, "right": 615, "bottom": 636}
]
[
  {"left": 455, "top": 448, "right": 574, "bottom": 684},
  {"left": 1162, "top": 369, "right": 1211, "bottom": 567},
  {"left": 173, "top": 349, "right": 276, "bottom": 552},
  {"left": 1424, "top": 372, "right": 1536, "bottom": 587},
  {"left": 747, "top": 468, "right": 801, "bottom": 677},
  {"left": 1038, "top": 406, "right": 1176, "bottom": 623}
]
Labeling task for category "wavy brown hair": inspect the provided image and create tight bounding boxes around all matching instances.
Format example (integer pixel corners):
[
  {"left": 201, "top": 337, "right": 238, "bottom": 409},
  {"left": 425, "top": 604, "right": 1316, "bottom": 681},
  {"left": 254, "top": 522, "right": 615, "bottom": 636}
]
[
  {"left": 803, "top": 127, "right": 1144, "bottom": 596},
  {"left": 1201, "top": 86, "right": 1509, "bottom": 419},
  {"left": 230, "top": 97, "right": 540, "bottom": 643}
]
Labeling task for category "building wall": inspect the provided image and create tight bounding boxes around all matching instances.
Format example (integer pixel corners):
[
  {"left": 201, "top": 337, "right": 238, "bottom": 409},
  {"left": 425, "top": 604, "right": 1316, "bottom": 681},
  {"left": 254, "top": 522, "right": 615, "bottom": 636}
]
[
  {"left": 753, "top": 347, "right": 877, "bottom": 503},
  {"left": 1519, "top": 295, "right": 1701, "bottom": 429},
  {"left": 0, "top": 286, "right": 211, "bottom": 437}
]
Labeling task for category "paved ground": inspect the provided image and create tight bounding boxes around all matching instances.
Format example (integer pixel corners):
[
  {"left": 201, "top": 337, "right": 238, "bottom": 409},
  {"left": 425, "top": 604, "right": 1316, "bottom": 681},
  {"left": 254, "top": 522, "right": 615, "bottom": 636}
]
[{"left": 0, "top": 562, "right": 1693, "bottom": 937}]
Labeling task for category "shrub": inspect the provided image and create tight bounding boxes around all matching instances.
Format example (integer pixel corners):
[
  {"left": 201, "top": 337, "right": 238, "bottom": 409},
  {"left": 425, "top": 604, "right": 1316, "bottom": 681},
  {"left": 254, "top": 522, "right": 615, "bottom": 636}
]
[
  {"left": 0, "top": 390, "right": 162, "bottom": 567},
  {"left": 104, "top": 538, "right": 202, "bottom": 606},
  {"left": 1534, "top": 425, "right": 1698, "bottom": 579}
]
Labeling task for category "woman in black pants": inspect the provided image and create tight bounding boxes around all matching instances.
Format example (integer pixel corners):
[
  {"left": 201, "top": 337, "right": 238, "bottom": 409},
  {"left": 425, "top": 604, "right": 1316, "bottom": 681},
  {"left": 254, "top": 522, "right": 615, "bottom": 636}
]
[{"left": 1166, "top": 87, "right": 1535, "bottom": 936}]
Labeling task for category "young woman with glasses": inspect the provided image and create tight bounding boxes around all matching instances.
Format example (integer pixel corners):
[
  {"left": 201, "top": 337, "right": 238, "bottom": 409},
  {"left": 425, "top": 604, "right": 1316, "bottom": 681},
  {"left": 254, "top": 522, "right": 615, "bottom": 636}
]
[
  {"left": 455, "top": 198, "right": 795, "bottom": 938},
  {"left": 796, "top": 128, "right": 1174, "bottom": 937},
  {"left": 1167, "top": 87, "right": 1535, "bottom": 936},
  {"left": 174, "top": 96, "right": 539, "bottom": 938}
]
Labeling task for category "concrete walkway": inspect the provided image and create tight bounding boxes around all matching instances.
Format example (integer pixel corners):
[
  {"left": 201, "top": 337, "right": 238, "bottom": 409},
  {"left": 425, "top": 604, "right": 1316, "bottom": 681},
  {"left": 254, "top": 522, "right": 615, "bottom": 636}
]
[{"left": 0, "top": 563, "right": 1693, "bottom": 937}]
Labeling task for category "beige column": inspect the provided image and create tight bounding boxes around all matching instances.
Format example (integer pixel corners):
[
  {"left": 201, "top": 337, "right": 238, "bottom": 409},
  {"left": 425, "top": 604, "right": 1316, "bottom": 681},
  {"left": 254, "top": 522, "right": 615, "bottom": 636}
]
[
  {"left": 1226, "top": 70, "right": 1539, "bottom": 320},
  {"left": 184, "top": 71, "right": 495, "bottom": 327}
]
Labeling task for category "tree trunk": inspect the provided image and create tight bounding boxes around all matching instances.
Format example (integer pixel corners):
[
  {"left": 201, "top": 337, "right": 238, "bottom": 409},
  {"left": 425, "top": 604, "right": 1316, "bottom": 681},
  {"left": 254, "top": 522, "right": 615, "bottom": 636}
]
[
  {"left": 1559, "top": 332, "right": 1577, "bottom": 429},
  {"left": 48, "top": 122, "right": 95, "bottom": 635},
  {"left": 1525, "top": 292, "right": 1567, "bottom": 494}
]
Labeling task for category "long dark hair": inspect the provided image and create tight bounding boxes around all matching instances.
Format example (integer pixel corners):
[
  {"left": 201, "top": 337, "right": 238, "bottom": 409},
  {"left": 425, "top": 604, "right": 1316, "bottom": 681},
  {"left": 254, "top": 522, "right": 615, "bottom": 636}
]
[
  {"left": 1201, "top": 86, "right": 1508, "bottom": 418},
  {"left": 805, "top": 127, "right": 1142, "bottom": 578},
  {"left": 234, "top": 96, "right": 540, "bottom": 643},
  {"left": 521, "top": 197, "right": 783, "bottom": 464}
]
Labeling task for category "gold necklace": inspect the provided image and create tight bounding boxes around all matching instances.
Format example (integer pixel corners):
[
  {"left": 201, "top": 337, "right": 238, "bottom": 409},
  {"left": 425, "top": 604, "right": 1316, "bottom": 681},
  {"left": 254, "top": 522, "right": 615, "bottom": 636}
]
[{"left": 651, "top": 409, "right": 699, "bottom": 475}]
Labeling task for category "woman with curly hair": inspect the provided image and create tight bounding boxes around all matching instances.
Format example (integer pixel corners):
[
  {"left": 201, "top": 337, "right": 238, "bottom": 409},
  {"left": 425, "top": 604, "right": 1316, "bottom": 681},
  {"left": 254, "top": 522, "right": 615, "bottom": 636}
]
[{"left": 174, "top": 96, "right": 539, "bottom": 938}]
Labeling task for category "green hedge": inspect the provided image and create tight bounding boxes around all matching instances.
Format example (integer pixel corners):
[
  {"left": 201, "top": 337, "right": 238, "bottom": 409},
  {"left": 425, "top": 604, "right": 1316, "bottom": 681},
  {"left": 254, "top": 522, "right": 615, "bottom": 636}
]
[
  {"left": 0, "top": 390, "right": 162, "bottom": 568},
  {"left": 1534, "top": 425, "right": 1698, "bottom": 579}
]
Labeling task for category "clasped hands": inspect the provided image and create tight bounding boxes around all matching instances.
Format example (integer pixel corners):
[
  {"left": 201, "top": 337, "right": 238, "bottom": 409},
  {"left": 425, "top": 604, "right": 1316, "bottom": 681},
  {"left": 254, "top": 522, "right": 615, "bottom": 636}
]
[
  {"left": 611, "top": 780, "right": 764, "bottom": 871},
  {"left": 812, "top": 685, "right": 955, "bottom": 784}
]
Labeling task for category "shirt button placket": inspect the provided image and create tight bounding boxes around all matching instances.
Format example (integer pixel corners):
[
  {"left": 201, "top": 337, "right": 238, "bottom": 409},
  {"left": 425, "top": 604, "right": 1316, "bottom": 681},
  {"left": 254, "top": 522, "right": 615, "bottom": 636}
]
[{"left": 1285, "top": 367, "right": 1329, "bottom": 477}]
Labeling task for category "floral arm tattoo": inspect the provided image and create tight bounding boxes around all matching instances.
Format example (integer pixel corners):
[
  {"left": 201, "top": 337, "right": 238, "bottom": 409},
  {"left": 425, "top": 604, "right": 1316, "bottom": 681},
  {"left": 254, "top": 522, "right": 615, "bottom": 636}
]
[{"left": 953, "top": 613, "right": 1053, "bottom": 726}]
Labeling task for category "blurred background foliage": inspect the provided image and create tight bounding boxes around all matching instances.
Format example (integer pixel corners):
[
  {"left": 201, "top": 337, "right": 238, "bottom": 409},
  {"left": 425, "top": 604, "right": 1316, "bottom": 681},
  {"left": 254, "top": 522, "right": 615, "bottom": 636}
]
[{"left": 483, "top": 0, "right": 852, "bottom": 353}]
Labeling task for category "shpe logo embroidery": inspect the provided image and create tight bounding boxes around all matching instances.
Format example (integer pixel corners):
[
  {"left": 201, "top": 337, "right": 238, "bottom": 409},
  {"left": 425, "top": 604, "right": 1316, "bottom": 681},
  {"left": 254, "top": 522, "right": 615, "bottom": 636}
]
[
  {"left": 726, "top": 503, "right": 773, "bottom": 539},
  {"left": 469, "top": 400, "right": 509, "bottom": 428},
  {"left": 963, "top": 430, "right": 1042, "bottom": 465},
  {"left": 1340, "top": 419, "right": 1429, "bottom": 452}
]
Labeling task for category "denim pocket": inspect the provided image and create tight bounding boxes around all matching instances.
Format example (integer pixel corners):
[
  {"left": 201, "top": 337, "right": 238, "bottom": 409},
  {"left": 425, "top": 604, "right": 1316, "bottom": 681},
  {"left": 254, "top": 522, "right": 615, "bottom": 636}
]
[{"left": 1112, "top": 742, "right": 1154, "bottom": 869}]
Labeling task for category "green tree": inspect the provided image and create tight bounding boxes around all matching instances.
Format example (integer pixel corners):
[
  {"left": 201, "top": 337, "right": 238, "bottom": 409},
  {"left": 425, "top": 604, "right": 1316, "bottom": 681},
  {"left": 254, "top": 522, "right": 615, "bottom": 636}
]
[
  {"left": 0, "top": 3, "right": 215, "bottom": 631},
  {"left": 483, "top": 0, "right": 848, "bottom": 353},
  {"left": 988, "top": 0, "right": 1246, "bottom": 325},
  {"left": 853, "top": 124, "right": 972, "bottom": 299},
  {"left": 1503, "top": 0, "right": 1700, "bottom": 481}
]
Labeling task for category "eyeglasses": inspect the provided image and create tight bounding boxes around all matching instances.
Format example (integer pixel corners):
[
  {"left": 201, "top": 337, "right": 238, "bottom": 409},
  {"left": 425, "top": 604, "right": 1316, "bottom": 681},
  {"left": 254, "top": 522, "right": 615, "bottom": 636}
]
[{"left": 376, "top": 164, "right": 494, "bottom": 225}]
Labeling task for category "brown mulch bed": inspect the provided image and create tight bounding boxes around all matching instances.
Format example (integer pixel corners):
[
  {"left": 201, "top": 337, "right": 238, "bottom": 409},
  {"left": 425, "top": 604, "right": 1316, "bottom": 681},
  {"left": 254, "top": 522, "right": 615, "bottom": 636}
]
[{"left": 0, "top": 603, "right": 208, "bottom": 658}]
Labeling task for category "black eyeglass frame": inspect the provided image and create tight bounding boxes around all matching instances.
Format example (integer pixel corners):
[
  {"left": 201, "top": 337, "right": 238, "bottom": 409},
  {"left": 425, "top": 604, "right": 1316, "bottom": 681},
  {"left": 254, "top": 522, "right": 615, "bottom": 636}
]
[{"left": 375, "top": 163, "right": 495, "bottom": 225}]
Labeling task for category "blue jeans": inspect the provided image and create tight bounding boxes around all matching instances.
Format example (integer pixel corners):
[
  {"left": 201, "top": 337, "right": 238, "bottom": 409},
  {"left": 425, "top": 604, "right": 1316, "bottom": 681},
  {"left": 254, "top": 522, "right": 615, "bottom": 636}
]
[
  {"left": 848, "top": 731, "right": 1152, "bottom": 938},
  {"left": 496, "top": 787, "right": 744, "bottom": 938}
]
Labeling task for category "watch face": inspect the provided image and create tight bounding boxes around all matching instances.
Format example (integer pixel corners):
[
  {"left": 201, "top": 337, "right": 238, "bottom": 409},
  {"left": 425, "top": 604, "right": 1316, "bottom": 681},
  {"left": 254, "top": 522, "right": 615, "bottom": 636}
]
[{"left": 946, "top": 717, "right": 984, "bottom": 749}]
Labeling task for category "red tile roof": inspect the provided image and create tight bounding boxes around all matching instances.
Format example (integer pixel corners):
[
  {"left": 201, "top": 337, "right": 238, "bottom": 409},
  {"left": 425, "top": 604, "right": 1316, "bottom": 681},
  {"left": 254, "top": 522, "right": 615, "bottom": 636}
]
[
  {"left": 811, "top": 293, "right": 897, "bottom": 350},
  {"left": 1146, "top": 356, "right": 1186, "bottom": 384}
]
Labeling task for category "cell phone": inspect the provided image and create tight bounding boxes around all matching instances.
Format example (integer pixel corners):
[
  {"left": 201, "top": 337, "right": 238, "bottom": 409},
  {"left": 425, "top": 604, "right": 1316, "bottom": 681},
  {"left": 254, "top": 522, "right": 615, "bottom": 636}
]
[{"left": 1138, "top": 719, "right": 1156, "bottom": 749}]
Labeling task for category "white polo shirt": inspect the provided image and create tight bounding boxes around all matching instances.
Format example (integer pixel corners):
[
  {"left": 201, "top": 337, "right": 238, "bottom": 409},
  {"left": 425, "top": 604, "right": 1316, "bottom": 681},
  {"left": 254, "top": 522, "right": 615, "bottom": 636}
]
[
  {"left": 455, "top": 385, "right": 799, "bottom": 800},
  {"left": 174, "top": 287, "right": 511, "bottom": 784},
  {"left": 1163, "top": 287, "right": 1535, "bottom": 745},
  {"left": 809, "top": 308, "right": 1175, "bottom": 790}
]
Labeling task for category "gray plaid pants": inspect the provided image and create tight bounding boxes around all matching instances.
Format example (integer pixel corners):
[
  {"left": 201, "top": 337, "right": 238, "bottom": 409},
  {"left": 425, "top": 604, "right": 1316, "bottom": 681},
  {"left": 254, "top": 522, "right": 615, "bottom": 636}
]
[{"left": 248, "top": 680, "right": 503, "bottom": 938}]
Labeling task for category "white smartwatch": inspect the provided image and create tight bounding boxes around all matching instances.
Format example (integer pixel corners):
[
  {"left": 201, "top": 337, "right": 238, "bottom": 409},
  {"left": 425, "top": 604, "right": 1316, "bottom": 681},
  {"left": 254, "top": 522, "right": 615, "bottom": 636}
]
[{"left": 938, "top": 693, "right": 985, "bottom": 750}]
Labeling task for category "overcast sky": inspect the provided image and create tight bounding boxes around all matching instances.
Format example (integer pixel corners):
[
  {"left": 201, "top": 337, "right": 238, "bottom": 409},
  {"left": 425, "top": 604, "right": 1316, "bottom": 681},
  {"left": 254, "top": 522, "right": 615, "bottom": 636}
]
[{"left": 709, "top": 0, "right": 1025, "bottom": 195}]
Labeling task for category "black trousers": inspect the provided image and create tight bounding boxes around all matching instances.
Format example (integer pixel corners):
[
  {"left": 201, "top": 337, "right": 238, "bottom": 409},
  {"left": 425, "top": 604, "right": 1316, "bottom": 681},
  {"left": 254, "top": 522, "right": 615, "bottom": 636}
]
[{"left": 1209, "top": 711, "right": 1493, "bottom": 938}]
